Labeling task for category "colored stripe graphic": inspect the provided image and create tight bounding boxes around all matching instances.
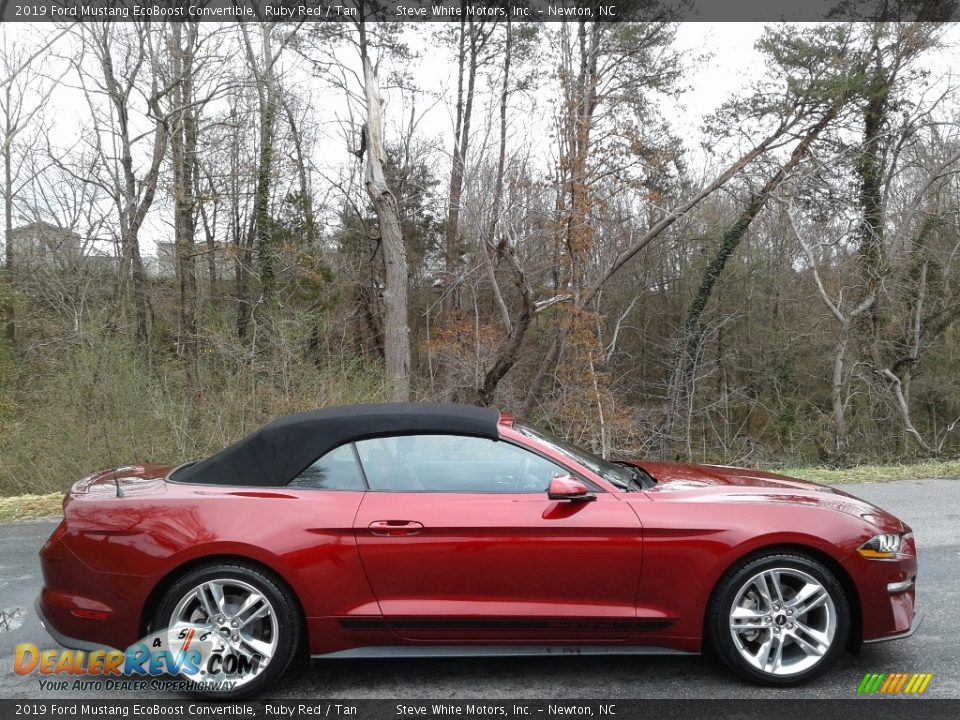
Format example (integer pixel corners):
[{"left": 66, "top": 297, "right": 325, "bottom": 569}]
[
  {"left": 181, "top": 627, "right": 196, "bottom": 652},
  {"left": 857, "top": 672, "right": 932, "bottom": 694},
  {"left": 893, "top": 674, "right": 909, "bottom": 693}
]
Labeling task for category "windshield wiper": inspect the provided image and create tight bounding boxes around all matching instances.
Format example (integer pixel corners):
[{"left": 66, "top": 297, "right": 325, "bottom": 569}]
[{"left": 614, "top": 461, "right": 655, "bottom": 490}]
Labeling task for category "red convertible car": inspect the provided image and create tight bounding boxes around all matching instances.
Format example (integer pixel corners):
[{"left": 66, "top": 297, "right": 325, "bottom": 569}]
[{"left": 37, "top": 403, "right": 919, "bottom": 697}]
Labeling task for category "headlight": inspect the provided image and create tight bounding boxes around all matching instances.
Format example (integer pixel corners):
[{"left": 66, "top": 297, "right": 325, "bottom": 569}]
[{"left": 858, "top": 533, "right": 903, "bottom": 558}]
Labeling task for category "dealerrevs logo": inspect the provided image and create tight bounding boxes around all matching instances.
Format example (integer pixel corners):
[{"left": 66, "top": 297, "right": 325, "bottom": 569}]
[
  {"left": 14, "top": 625, "right": 260, "bottom": 691},
  {"left": 857, "top": 672, "right": 934, "bottom": 695}
]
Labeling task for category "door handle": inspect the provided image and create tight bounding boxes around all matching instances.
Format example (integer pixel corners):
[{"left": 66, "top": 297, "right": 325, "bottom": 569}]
[{"left": 368, "top": 520, "right": 424, "bottom": 536}]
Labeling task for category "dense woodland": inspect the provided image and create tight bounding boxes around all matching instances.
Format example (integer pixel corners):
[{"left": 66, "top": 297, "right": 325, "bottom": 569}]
[{"left": 2, "top": 20, "right": 960, "bottom": 495}]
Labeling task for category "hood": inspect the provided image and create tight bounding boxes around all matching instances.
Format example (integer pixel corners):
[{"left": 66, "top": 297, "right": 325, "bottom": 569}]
[
  {"left": 636, "top": 461, "right": 838, "bottom": 491},
  {"left": 629, "top": 461, "right": 904, "bottom": 532}
]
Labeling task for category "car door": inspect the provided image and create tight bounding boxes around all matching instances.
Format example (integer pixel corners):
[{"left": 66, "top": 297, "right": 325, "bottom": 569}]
[{"left": 351, "top": 433, "right": 644, "bottom": 643}]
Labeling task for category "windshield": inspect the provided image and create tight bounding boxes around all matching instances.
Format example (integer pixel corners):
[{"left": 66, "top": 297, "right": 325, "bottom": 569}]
[{"left": 515, "top": 423, "right": 644, "bottom": 491}]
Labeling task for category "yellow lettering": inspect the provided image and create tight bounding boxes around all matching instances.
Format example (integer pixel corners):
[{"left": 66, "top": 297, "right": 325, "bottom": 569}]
[
  {"left": 13, "top": 644, "right": 39, "bottom": 675},
  {"left": 102, "top": 651, "right": 124, "bottom": 675},
  {"left": 88, "top": 651, "right": 105, "bottom": 675},
  {"left": 39, "top": 649, "right": 58, "bottom": 674}
]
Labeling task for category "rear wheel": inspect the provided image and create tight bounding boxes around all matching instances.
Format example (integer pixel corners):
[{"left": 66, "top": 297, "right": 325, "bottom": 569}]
[
  {"left": 708, "top": 552, "right": 849, "bottom": 685},
  {"left": 154, "top": 561, "right": 302, "bottom": 698}
]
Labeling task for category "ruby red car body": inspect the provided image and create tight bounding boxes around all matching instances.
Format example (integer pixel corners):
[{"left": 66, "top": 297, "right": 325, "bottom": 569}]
[{"left": 37, "top": 413, "right": 919, "bottom": 664}]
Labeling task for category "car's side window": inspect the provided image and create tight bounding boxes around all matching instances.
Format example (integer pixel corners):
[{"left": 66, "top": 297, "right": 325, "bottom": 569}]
[
  {"left": 354, "top": 434, "right": 568, "bottom": 493},
  {"left": 288, "top": 444, "right": 366, "bottom": 490}
]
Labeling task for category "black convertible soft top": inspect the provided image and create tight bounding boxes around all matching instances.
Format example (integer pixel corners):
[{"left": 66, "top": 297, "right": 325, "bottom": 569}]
[{"left": 170, "top": 402, "right": 501, "bottom": 487}]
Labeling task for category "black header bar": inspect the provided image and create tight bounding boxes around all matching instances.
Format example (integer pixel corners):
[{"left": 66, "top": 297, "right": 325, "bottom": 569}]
[{"left": 2, "top": 699, "right": 960, "bottom": 720}]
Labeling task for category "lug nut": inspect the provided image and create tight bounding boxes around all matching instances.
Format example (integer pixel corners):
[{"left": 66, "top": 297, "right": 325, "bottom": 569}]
[
  {"left": 764, "top": 616, "right": 771, "bottom": 623},
  {"left": 787, "top": 609, "right": 793, "bottom": 616},
  {"left": 232, "top": 634, "right": 239, "bottom": 641},
  {"left": 787, "top": 623, "right": 794, "bottom": 629},
  {"left": 217, "top": 616, "right": 224, "bottom": 623},
  {"left": 231, "top": 621, "right": 239, "bottom": 628}
]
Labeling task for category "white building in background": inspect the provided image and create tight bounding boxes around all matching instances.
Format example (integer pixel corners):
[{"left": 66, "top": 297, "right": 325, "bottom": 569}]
[
  {"left": 8, "top": 221, "right": 82, "bottom": 263},
  {"left": 7, "top": 222, "right": 243, "bottom": 283},
  {"left": 6, "top": 221, "right": 117, "bottom": 274}
]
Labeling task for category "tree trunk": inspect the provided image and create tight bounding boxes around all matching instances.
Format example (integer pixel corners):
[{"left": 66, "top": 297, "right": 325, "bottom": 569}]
[
  {"left": 832, "top": 321, "right": 852, "bottom": 455},
  {"left": 565, "top": 20, "right": 600, "bottom": 296},
  {"left": 170, "top": 22, "right": 199, "bottom": 392},
  {"left": 253, "top": 27, "right": 277, "bottom": 308},
  {"left": 360, "top": 41, "right": 410, "bottom": 401},
  {"left": 129, "top": 244, "right": 151, "bottom": 346},
  {"left": 483, "top": 19, "right": 512, "bottom": 335},
  {"left": 438, "top": 15, "right": 481, "bottom": 396},
  {"left": 281, "top": 93, "right": 316, "bottom": 247},
  {"left": 857, "top": 57, "right": 889, "bottom": 363},
  {"left": 229, "top": 102, "right": 250, "bottom": 340},
  {"left": 196, "top": 165, "right": 218, "bottom": 303},
  {"left": 3, "top": 126, "right": 13, "bottom": 344}
]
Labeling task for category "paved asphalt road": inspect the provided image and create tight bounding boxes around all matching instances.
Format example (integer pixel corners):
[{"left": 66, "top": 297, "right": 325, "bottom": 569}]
[{"left": 0, "top": 478, "right": 957, "bottom": 701}]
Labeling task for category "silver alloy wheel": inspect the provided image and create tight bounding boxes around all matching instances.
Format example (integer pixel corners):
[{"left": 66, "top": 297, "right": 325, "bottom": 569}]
[
  {"left": 728, "top": 567, "right": 837, "bottom": 676},
  {"left": 169, "top": 578, "right": 278, "bottom": 688}
]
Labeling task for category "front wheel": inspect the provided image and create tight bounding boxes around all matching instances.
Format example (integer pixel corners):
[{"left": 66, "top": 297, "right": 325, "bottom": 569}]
[
  {"left": 153, "top": 561, "right": 303, "bottom": 698},
  {"left": 707, "top": 552, "right": 850, "bottom": 685}
]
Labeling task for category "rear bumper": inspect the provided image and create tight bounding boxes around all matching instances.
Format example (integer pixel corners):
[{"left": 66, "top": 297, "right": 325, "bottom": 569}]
[
  {"left": 38, "top": 529, "right": 146, "bottom": 651},
  {"left": 34, "top": 597, "right": 116, "bottom": 652}
]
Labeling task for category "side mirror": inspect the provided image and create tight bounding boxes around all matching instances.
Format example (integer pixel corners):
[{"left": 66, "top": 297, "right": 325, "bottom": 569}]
[{"left": 547, "top": 475, "right": 596, "bottom": 502}]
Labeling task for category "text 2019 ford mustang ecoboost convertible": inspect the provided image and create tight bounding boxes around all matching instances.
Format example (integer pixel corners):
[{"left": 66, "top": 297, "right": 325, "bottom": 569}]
[{"left": 36, "top": 403, "right": 920, "bottom": 697}]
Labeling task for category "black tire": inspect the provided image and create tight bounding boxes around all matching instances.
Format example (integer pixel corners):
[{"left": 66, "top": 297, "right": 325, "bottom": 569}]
[
  {"left": 707, "top": 551, "right": 850, "bottom": 686},
  {"left": 153, "top": 561, "right": 303, "bottom": 699}
]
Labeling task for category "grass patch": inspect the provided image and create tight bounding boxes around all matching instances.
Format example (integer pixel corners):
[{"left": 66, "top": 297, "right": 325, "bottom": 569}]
[
  {"left": 0, "top": 493, "right": 63, "bottom": 522},
  {"left": 778, "top": 459, "right": 960, "bottom": 484}
]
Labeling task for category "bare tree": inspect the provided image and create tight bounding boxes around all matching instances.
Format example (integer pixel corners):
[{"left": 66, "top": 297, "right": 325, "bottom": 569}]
[
  {"left": 72, "top": 22, "right": 172, "bottom": 347},
  {"left": 358, "top": 26, "right": 410, "bottom": 400},
  {"left": 0, "top": 32, "right": 61, "bottom": 343},
  {"left": 790, "top": 204, "right": 876, "bottom": 456},
  {"left": 436, "top": 15, "right": 496, "bottom": 396},
  {"left": 166, "top": 21, "right": 201, "bottom": 390},
  {"left": 240, "top": 24, "right": 280, "bottom": 310}
]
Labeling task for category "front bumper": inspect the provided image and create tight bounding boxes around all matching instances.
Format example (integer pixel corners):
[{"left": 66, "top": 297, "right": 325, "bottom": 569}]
[
  {"left": 863, "top": 608, "right": 923, "bottom": 644},
  {"left": 845, "top": 535, "right": 920, "bottom": 643}
]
